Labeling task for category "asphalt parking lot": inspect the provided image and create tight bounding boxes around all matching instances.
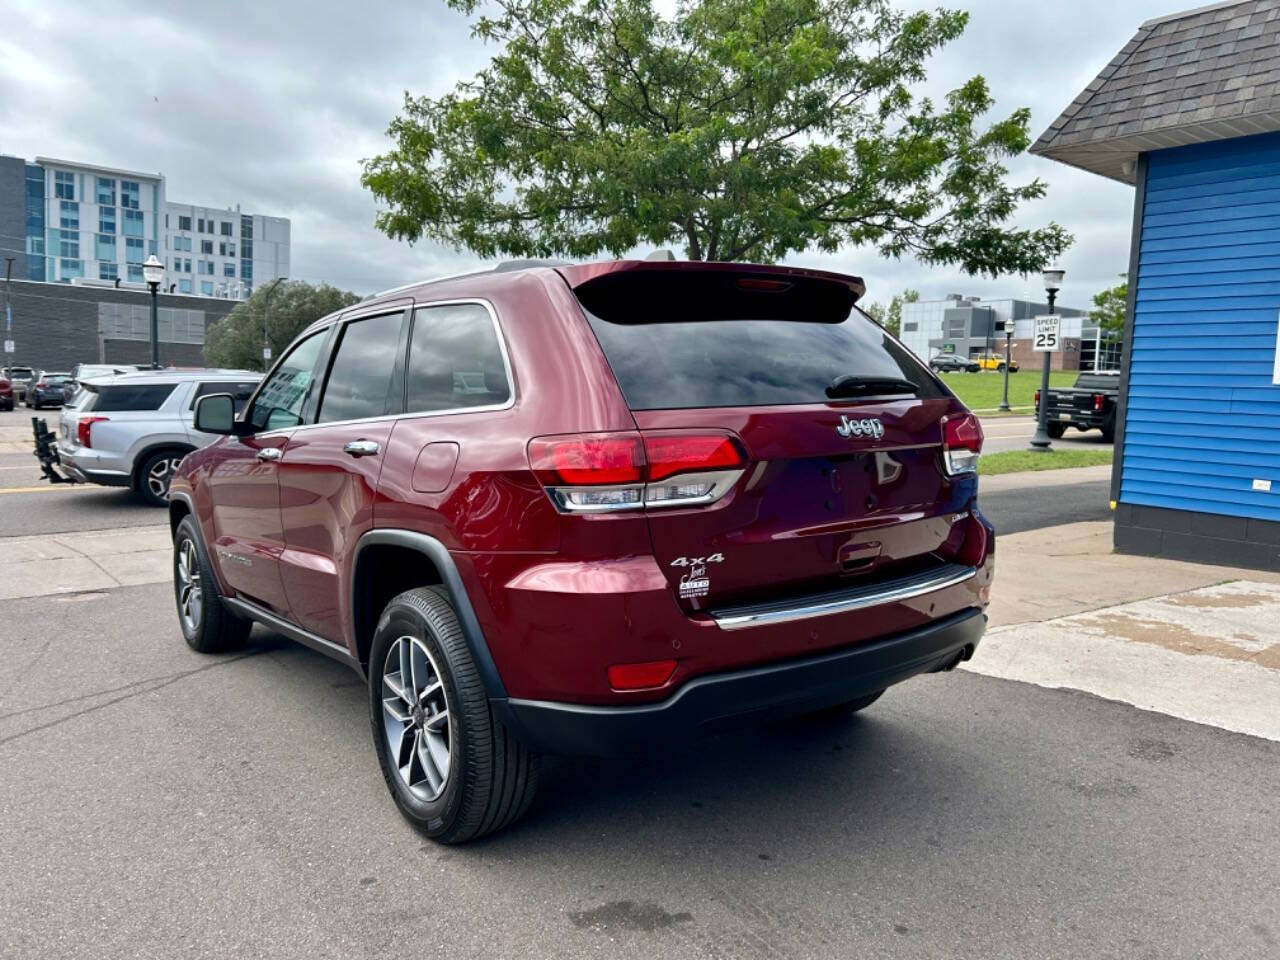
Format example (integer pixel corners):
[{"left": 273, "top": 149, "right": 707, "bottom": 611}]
[{"left": 0, "top": 407, "right": 1275, "bottom": 959}]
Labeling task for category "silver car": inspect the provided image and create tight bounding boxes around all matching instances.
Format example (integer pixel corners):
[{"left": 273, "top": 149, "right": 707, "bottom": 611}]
[{"left": 56, "top": 369, "right": 261, "bottom": 505}]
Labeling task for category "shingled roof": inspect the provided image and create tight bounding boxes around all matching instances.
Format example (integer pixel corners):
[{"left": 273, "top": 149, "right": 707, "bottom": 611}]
[{"left": 1030, "top": 0, "right": 1280, "bottom": 183}]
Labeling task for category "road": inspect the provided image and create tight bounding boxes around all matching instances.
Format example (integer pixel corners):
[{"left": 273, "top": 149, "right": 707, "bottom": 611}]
[
  {"left": 2, "top": 583, "right": 1277, "bottom": 960},
  {"left": 978, "top": 414, "right": 1112, "bottom": 454}
]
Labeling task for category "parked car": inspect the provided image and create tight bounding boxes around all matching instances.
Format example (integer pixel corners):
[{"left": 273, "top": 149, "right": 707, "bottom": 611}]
[
  {"left": 0, "top": 374, "right": 12, "bottom": 411},
  {"left": 1036, "top": 371, "right": 1120, "bottom": 441},
  {"left": 63, "top": 363, "right": 136, "bottom": 405},
  {"left": 3, "top": 365, "right": 35, "bottom": 403},
  {"left": 26, "top": 371, "right": 71, "bottom": 409},
  {"left": 169, "top": 258, "right": 995, "bottom": 843},
  {"left": 54, "top": 369, "right": 262, "bottom": 505},
  {"left": 929, "top": 353, "right": 980, "bottom": 373},
  {"left": 973, "top": 353, "right": 1018, "bottom": 373}
]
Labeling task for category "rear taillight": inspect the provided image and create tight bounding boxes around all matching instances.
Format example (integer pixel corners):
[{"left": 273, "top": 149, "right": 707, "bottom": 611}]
[
  {"left": 528, "top": 431, "right": 746, "bottom": 513},
  {"left": 941, "top": 413, "right": 983, "bottom": 476},
  {"left": 35, "top": 380, "right": 48, "bottom": 389},
  {"left": 1093, "top": 393, "right": 1105, "bottom": 412},
  {"left": 78, "top": 416, "right": 109, "bottom": 448}
]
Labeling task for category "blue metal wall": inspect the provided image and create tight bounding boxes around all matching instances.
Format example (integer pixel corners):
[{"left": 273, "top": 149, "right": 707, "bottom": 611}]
[{"left": 1123, "top": 132, "right": 1280, "bottom": 521}]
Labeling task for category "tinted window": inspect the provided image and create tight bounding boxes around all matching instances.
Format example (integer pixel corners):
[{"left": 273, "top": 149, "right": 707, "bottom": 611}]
[
  {"left": 317, "top": 312, "right": 405, "bottom": 423},
  {"left": 250, "top": 331, "right": 327, "bottom": 431},
  {"left": 191, "top": 380, "right": 261, "bottom": 413},
  {"left": 406, "top": 304, "right": 510, "bottom": 413},
  {"left": 580, "top": 275, "right": 939, "bottom": 410},
  {"left": 81, "top": 383, "right": 176, "bottom": 412}
]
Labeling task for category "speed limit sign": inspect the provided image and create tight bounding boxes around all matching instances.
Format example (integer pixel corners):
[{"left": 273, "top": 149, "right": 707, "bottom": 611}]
[{"left": 1033, "top": 315, "right": 1061, "bottom": 352}]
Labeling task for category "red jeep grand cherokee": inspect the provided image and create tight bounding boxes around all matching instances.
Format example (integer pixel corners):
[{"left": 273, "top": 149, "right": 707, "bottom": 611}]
[{"left": 169, "top": 259, "right": 993, "bottom": 842}]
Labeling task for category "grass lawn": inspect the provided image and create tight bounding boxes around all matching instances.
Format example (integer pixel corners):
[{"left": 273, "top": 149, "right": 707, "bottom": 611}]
[
  {"left": 938, "top": 370, "right": 1079, "bottom": 413},
  {"left": 978, "top": 448, "right": 1113, "bottom": 476}
]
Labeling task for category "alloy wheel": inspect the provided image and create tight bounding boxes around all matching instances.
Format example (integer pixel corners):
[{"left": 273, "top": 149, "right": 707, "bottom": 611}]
[
  {"left": 382, "top": 636, "right": 452, "bottom": 802},
  {"left": 176, "top": 538, "right": 203, "bottom": 632},
  {"left": 147, "top": 456, "right": 183, "bottom": 499}
]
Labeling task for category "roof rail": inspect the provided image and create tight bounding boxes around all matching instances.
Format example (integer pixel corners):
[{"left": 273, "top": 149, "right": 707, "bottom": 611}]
[{"left": 372, "top": 259, "right": 568, "bottom": 299}]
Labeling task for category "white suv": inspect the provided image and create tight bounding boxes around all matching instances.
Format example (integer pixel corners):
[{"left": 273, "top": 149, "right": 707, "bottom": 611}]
[{"left": 56, "top": 369, "right": 261, "bottom": 505}]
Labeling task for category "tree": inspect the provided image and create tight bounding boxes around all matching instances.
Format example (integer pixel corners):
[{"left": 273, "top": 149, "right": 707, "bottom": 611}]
[
  {"left": 1089, "top": 275, "right": 1127, "bottom": 340},
  {"left": 861, "top": 287, "right": 918, "bottom": 337},
  {"left": 204, "top": 282, "right": 360, "bottom": 371},
  {"left": 363, "top": 0, "right": 1070, "bottom": 275}
]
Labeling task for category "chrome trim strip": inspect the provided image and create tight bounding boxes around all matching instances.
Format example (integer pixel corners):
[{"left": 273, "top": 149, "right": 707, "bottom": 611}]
[
  {"left": 711, "top": 564, "right": 978, "bottom": 630},
  {"left": 222, "top": 596, "right": 363, "bottom": 673}
]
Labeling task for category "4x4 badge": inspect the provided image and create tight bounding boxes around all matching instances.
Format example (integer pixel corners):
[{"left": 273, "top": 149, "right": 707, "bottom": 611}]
[{"left": 836, "top": 415, "right": 885, "bottom": 440}]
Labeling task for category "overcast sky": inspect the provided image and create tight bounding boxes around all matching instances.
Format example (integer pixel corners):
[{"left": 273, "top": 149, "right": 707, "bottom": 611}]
[{"left": 0, "top": 0, "right": 1188, "bottom": 309}]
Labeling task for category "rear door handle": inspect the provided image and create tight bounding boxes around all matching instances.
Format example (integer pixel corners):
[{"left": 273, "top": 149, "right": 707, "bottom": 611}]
[
  {"left": 343, "top": 440, "right": 381, "bottom": 458},
  {"left": 256, "top": 448, "right": 282, "bottom": 462}
]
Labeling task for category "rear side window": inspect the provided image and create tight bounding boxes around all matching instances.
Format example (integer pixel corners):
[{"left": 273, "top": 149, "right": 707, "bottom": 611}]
[
  {"left": 317, "top": 311, "right": 405, "bottom": 424},
  {"left": 79, "top": 383, "right": 176, "bottom": 412},
  {"left": 577, "top": 271, "right": 939, "bottom": 410},
  {"left": 190, "top": 380, "right": 260, "bottom": 413},
  {"left": 406, "top": 304, "right": 510, "bottom": 413}
]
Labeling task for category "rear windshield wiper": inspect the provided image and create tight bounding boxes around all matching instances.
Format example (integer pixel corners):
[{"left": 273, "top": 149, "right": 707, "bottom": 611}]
[{"left": 825, "top": 375, "right": 919, "bottom": 399}]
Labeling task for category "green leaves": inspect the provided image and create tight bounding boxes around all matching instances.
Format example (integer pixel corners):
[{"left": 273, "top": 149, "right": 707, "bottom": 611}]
[
  {"left": 203, "top": 282, "right": 360, "bottom": 371},
  {"left": 363, "top": 0, "right": 1071, "bottom": 274},
  {"left": 1090, "top": 274, "right": 1128, "bottom": 338}
]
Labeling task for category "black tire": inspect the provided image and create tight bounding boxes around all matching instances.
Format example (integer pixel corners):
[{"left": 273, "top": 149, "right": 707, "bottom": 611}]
[
  {"left": 796, "top": 689, "right": 885, "bottom": 723},
  {"left": 997, "top": 363, "right": 1006, "bottom": 373},
  {"left": 1047, "top": 423, "right": 1067, "bottom": 439},
  {"left": 369, "top": 587, "right": 539, "bottom": 843},
  {"left": 135, "top": 449, "right": 187, "bottom": 506},
  {"left": 1101, "top": 414, "right": 1116, "bottom": 443},
  {"left": 173, "top": 515, "right": 251, "bottom": 653}
]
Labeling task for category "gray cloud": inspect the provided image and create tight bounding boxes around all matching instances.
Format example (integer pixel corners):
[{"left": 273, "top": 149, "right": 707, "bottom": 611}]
[{"left": 0, "top": 0, "right": 1170, "bottom": 308}]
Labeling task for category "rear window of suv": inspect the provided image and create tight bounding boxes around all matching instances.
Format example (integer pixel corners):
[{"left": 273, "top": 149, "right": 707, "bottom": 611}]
[
  {"left": 79, "top": 383, "right": 177, "bottom": 412},
  {"left": 576, "top": 270, "right": 939, "bottom": 410}
]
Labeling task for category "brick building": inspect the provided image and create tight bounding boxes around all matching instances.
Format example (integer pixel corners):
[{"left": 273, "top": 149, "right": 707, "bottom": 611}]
[{"left": 2, "top": 278, "right": 236, "bottom": 370}]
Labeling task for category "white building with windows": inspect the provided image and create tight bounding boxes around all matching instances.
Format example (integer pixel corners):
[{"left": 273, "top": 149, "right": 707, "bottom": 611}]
[{"left": 2, "top": 154, "right": 289, "bottom": 299}]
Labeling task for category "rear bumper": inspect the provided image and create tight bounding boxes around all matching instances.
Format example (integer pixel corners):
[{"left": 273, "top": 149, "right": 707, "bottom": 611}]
[
  {"left": 494, "top": 607, "right": 985, "bottom": 756},
  {"left": 54, "top": 446, "right": 131, "bottom": 487},
  {"left": 1047, "top": 411, "right": 1107, "bottom": 429}
]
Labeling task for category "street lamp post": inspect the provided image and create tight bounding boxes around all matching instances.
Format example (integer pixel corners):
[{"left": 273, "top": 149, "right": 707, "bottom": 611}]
[
  {"left": 142, "top": 255, "right": 165, "bottom": 370},
  {"left": 261, "top": 277, "right": 286, "bottom": 371},
  {"left": 1029, "top": 265, "right": 1065, "bottom": 451},
  {"left": 998, "top": 323, "right": 1013, "bottom": 412}
]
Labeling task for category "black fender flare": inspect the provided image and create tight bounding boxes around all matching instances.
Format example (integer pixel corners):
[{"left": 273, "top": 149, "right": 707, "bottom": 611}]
[{"left": 352, "top": 529, "right": 507, "bottom": 700}]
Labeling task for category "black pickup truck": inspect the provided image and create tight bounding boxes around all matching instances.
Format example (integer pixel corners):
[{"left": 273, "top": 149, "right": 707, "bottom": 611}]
[{"left": 1036, "top": 372, "right": 1120, "bottom": 442}]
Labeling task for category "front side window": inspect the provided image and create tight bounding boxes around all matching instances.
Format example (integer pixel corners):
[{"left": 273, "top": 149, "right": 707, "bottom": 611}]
[
  {"left": 406, "top": 304, "right": 510, "bottom": 413},
  {"left": 316, "top": 312, "right": 405, "bottom": 423},
  {"left": 250, "top": 330, "right": 327, "bottom": 431}
]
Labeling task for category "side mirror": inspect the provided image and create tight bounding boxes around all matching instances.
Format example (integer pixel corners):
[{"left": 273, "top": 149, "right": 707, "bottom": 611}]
[{"left": 194, "top": 393, "right": 237, "bottom": 435}]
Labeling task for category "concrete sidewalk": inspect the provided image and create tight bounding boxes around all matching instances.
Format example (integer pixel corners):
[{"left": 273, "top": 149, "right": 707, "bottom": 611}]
[
  {"left": 975, "top": 520, "right": 1280, "bottom": 741},
  {"left": 0, "top": 525, "right": 171, "bottom": 600}
]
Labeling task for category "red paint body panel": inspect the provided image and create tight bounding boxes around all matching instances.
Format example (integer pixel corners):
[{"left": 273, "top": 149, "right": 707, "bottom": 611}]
[
  {"left": 278, "top": 421, "right": 394, "bottom": 644},
  {"left": 174, "top": 259, "right": 992, "bottom": 716}
]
